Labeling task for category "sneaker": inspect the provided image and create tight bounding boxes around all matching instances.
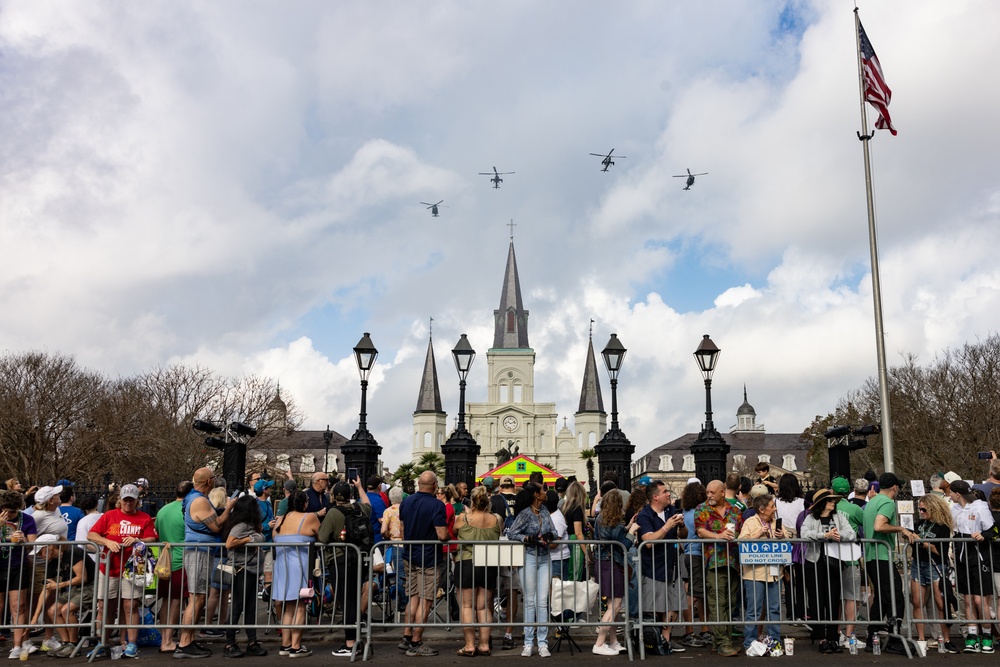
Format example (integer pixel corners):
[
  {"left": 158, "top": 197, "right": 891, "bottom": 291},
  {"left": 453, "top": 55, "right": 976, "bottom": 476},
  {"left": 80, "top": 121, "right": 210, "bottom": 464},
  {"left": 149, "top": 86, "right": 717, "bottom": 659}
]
[
  {"left": 332, "top": 645, "right": 352, "bottom": 657},
  {"left": 607, "top": 642, "right": 626, "bottom": 654},
  {"left": 884, "top": 641, "right": 908, "bottom": 656},
  {"left": 198, "top": 630, "right": 225, "bottom": 639},
  {"left": 944, "top": 641, "right": 960, "bottom": 654},
  {"left": 279, "top": 646, "right": 292, "bottom": 656},
  {"left": 245, "top": 642, "right": 267, "bottom": 657},
  {"left": 538, "top": 646, "right": 550, "bottom": 658},
  {"left": 21, "top": 642, "right": 37, "bottom": 655},
  {"left": 982, "top": 636, "right": 995, "bottom": 654},
  {"left": 406, "top": 643, "right": 438, "bottom": 657},
  {"left": 521, "top": 645, "right": 534, "bottom": 657},
  {"left": 700, "top": 631, "right": 713, "bottom": 643},
  {"left": 397, "top": 638, "right": 412, "bottom": 652},
  {"left": 965, "top": 636, "right": 981, "bottom": 653},
  {"left": 173, "top": 644, "right": 212, "bottom": 659},
  {"left": 592, "top": 644, "right": 618, "bottom": 656},
  {"left": 502, "top": 636, "right": 515, "bottom": 651},
  {"left": 667, "top": 639, "right": 686, "bottom": 653},
  {"left": 86, "top": 646, "right": 109, "bottom": 660},
  {"left": 287, "top": 646, "right": 312, "bottom": 658},
  {"left": 223, "top": 644, "right": 244, "bottom": 659},
  {"left": 7, "top": 648, "right": 20, "bottom": 661},
  {"left": 52, "top": 645, "right": 76, "bottom": 659},
  {"left": 681, "top": 634, "right": 706, "bottom": 648},
  {"left": 41, "top": 638, "right": 62, "bottom": 652},
  {"left": 717, "top": 644, "right": 740, "bottom": 658},
  {"left": 124, "top": 643, "right": 139, "bottom": 659}
]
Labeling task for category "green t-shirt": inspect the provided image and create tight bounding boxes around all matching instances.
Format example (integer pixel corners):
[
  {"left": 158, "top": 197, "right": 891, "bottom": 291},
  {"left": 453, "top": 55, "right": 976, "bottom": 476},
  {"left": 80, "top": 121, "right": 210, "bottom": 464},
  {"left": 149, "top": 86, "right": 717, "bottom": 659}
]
[
  {"left": 726, "top": 497, "right": 748, "bottom": 513},
  {"left": 154, "top": 500, "right": 185, "bottom": 571},
  {"left": 862, "top": 493, "right": 896, "bottom": 562},
  {"left": 837, "top": 498, "right": 864, "bottom": 534}
]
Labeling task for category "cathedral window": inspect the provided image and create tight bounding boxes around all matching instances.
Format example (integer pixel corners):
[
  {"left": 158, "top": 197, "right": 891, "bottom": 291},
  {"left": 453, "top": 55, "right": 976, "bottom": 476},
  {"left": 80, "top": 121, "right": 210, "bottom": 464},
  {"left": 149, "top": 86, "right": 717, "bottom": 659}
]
[
  {"left": 578, "top": 432, "right": 583, "bottom": 449},
  {"left": 424, "top": 432, "right": 432, "bottom": 448},
  {"left": 512, "top": 384, "right": 523, "bottom": 403},
  {"left": 588, "top": 432, "right": 597, "bottom": 448},
  {"left": 682, "top": 455, "right": 696, "bottom": 472},
  {"left": 507, "top": 311, "right": 516, "bottom": 332},
  {"left": 782, "top": 454, "right": 797, "bottom": 471},
  {"left": 499, "top": 384, "right": 509, "bottom": 403}
]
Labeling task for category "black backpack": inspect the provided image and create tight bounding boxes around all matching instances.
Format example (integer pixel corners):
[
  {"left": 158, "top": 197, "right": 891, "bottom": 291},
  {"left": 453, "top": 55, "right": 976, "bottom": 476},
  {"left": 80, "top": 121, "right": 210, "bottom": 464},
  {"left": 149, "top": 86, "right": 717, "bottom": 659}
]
[{"left": 336, "top": 504, "right": 375, "bottom": 557}]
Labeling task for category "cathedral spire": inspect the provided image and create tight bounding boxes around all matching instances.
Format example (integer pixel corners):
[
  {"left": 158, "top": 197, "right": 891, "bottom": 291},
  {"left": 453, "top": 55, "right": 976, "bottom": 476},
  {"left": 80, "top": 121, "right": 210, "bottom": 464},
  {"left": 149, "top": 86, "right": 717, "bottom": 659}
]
[
  {"left": 577, "top": 330, "right": 605, "bottom": 414},
  {"left": 414, "top": 333, "right": 444, "bottom": 413},
  {"left": 492, "top": 240, "right": 530, "bottom": 349}
]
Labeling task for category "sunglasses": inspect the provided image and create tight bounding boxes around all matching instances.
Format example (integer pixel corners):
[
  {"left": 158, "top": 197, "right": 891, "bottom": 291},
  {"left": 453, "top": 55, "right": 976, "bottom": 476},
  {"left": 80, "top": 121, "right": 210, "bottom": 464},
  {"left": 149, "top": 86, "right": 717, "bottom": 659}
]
[{"left": 918, "top": 507, "right": 928, "bottom": 512}]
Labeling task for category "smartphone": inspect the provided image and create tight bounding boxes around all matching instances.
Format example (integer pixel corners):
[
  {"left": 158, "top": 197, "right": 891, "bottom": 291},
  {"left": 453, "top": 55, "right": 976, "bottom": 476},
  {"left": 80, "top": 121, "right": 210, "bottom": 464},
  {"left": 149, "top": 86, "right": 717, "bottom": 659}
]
[
  {"left": 775, "top": 518, "right": 783, "bottom": 531},
  {"left": 348, "top": 468, "right": 358, "bottom": 482},
  {"left": 229, "top": 489, "right": 240, "bottom": 500},
  {"left": 979, "top": 451, "right": 993, "bottom": 459}
]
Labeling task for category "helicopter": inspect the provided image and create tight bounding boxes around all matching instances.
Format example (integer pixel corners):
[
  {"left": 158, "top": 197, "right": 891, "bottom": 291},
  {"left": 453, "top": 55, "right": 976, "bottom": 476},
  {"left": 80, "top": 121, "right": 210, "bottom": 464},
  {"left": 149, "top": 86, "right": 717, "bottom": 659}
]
[
  {"left": 478, "top": 166, "right": 514, "bottom": 189},
  {"left": 589, "top": 148, "right": 626, "bottom": 172},
  {"left": 419, "top": 200, "right": 445, "bottom": 217},
  {"left": 673, "top": 168, "right": 708, "bottom": 190}
]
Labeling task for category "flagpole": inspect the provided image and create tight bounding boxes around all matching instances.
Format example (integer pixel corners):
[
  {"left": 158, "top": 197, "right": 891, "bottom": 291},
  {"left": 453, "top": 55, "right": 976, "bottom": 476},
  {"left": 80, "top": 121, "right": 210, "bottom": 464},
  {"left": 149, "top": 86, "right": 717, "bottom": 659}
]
[{"left": 853, "top": 8, "right": 895, "bottom": 473}]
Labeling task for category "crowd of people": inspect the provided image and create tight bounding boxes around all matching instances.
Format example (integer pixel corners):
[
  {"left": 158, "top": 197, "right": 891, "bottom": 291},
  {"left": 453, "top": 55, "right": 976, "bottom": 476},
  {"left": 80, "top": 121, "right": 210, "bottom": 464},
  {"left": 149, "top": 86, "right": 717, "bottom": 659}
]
[{"left": 4, "top": 456, "right": 1000, "bottom": 660}]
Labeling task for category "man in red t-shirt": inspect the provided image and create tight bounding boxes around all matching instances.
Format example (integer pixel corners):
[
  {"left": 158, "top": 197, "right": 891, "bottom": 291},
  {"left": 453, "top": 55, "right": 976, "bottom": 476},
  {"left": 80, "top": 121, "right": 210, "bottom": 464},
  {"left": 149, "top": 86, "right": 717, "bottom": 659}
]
[{"left": 88, "top": 484, "right": 157, "bottom": 657}]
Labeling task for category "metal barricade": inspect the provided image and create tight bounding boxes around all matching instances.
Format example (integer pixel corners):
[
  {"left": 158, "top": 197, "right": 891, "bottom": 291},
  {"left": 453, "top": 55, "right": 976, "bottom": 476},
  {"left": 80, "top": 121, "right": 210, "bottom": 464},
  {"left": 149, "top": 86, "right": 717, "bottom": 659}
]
[
  {"left": 0, "top": 538, "right": 100, "bottom": 659},
  {"left": 364, "top": 539, "right": 631, "bottom": 661}
]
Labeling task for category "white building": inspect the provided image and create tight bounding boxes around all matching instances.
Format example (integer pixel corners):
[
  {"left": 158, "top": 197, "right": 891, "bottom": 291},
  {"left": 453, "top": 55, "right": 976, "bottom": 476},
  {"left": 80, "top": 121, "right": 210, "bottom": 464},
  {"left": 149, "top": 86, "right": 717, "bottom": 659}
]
[{"left": 411, "top": 240, "right": 605, "bottom": 481}]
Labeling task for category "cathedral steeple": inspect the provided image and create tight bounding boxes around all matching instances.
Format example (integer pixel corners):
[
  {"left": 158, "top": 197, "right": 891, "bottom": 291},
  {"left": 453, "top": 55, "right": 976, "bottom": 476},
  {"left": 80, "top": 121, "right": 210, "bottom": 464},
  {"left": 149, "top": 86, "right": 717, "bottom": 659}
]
[
  {"left": 492, "top": 241, "right": 530, "bottom": 349},
  {"left": 577, "top": 329, "right": 605, "bottom": 414},
  {"left": 414, "top": 333, "right": 444, "bottom": 414}
]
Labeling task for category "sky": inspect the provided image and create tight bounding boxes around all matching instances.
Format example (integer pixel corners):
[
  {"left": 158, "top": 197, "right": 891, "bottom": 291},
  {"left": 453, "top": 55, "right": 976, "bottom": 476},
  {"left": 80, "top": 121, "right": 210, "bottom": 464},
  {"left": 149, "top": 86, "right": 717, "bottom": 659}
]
[{"left": 2, "top": 1, "right": 999, "bottom": 471}]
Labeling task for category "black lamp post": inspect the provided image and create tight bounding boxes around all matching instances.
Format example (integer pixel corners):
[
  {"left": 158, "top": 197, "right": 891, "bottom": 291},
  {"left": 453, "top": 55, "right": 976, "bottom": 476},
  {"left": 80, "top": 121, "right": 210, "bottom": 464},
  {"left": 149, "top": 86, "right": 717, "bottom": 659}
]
[
  {"left": 341, "top": 332, "right": 382, "bottom": 483},
  {"left": 595, "top": 333, "right": 634, "bottom": 490},
  {"left": 442, "top": 334, "right": 480, "bottom": 489},
  {"left": 690, "top": 334, "right": 730, "bottom": 484},
  {"left": 322, "top": 425, "right": 333, "bottom": 475}
]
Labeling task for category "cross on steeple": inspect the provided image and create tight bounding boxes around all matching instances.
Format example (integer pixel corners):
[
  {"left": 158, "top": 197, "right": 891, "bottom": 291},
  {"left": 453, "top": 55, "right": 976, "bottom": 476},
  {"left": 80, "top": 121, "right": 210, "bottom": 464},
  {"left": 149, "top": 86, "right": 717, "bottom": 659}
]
[
  {"left": 589, "top": 318, "right": 594, "bottom": 339},
  {"left": 429, "top": 316, "right": 433, "bottom": 338},
  {"left": 507, "top": 219, "right": 517, "bottom": 240}
]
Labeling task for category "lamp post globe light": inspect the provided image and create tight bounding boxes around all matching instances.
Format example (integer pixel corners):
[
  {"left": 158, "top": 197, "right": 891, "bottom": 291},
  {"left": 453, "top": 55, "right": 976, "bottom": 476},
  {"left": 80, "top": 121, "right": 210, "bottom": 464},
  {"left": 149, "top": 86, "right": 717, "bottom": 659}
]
[
  {"left": 442, "top": 334, "right": 480, "bottom": 490},
  {"left": 595, "top": 333, "right": 633, "bottom": 490},
  {"left": 690, "top": 334, "right": 730, "bottom": 484},
  {"left": 341, "top": 332, "right": 383, "bottom": 484}
]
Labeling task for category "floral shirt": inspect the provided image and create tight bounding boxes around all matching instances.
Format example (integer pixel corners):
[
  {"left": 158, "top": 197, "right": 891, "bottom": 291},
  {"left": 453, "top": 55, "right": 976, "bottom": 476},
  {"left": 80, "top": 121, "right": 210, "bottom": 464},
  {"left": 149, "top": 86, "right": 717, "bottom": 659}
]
[
  {"left": 381, "top": 504, "right": 402, "bottom": 541},
  {"left": 693, "top": 501, "right": 742, "bottom": 569}
]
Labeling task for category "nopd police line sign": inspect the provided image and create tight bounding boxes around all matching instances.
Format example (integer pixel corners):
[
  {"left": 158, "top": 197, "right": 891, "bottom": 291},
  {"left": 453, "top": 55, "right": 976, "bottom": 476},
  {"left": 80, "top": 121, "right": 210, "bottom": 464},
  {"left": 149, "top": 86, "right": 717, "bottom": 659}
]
[{"left": 738, "top": 541, "right": 793, "bottom": 565}]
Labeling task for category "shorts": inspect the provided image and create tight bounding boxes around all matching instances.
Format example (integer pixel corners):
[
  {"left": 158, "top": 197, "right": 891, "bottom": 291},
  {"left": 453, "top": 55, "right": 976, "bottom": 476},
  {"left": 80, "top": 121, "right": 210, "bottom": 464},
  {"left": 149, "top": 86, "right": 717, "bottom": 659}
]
[
  {"left": 454, "top": 559, "right": 498, "bottom": 590},
  {"left": 955, "top": 556, "right": 990, "bottom": 596},
  {"left": 156, "top": 568, "right": 188, "bottom": 601},
  {"left": 840, "top": 561, "right": 865, "bottom": 600},
  {"left": 498, "top": 566, "right": 521, "bottom": 594},
  {"left": 57, "top": 586, "right": 94, "bottom": 610},
  {"left": 598, "top": 559, "right": 626, "bottom": 599},
  {"left": 0, "top": 560, "right": 34, "bottom": 592},
  {"left": 96, "top": 572, "right": 145, "bottom": 601},
  {"left": 184, "top": 549, "right": 212, "bottom": 595},
  {"left": 909, "top": 560, "right": 939, "bottom": 588},
  {"left": 686, "top": 555, "right": 705, "bottom": 599},
  {"left": 263, "top": 548, "right": 274, "bottom": 574},
  {"left": 641, "top": 575, "right": 685, "bottom": 613},
  {"left": 404, "top": 560, "right": 442, "bottom": 602}
]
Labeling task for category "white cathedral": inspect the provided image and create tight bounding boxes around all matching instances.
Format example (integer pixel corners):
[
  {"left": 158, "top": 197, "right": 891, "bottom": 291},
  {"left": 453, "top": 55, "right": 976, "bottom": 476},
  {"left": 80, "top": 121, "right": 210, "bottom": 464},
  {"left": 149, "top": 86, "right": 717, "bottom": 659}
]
[{"left": 411, "top": 240, "right": 605, "bottom": 481}]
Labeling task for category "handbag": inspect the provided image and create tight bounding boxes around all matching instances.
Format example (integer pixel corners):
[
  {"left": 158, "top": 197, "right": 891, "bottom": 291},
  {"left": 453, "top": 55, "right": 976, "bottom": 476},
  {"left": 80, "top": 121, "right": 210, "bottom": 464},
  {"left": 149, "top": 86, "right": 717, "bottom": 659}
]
[
  {"left": 212, "top": 560, "right": 243, "bottom": 588},
  {"left": 153, "top": 544, "right": 173, "bottom": 581}
]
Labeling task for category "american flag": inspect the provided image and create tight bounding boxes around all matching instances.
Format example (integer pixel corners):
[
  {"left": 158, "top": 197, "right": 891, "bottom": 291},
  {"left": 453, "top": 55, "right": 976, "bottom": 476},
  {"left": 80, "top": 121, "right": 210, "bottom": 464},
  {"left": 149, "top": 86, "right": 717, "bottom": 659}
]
[{"left": 858, "top": 20, "right": 896, "bottom": 136}]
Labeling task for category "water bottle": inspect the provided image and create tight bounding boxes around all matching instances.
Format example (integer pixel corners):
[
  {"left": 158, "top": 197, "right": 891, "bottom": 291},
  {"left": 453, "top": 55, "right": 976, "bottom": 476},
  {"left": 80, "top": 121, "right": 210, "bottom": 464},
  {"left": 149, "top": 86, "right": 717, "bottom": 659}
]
[
  {"left": 872, "top": 634, "right": 881, "bottom": 655},
  {"left": 849, "top": 634, "right": 857, "bottom": 655},
  {"left": 938, "top": 635, "right": 946, "bottom": 654}
]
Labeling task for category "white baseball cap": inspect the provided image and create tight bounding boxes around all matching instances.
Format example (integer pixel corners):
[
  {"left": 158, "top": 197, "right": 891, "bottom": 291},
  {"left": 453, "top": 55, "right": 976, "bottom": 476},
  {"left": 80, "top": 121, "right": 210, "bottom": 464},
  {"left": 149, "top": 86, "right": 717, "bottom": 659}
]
[{"left": 35, "top": 485, "right": 63, "bottom": 504}]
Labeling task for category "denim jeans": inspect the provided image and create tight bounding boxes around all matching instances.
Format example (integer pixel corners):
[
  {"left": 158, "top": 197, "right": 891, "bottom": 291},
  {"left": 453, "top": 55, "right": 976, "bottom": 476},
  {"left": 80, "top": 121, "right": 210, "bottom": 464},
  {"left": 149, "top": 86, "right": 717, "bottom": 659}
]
[
  {"left": 743, "top": 579, "right": 781, "bottom": 648},
  {"left": 627, "top": 548, "right": 639, "bottom": 619},
  {"left": 520, "top": 550, "right": 551, "bottom": 647}
]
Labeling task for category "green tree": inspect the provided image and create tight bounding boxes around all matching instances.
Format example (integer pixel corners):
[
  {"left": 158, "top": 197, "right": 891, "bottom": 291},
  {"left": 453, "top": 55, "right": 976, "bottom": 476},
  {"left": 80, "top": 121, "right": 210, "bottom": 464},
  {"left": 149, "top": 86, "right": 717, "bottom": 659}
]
[
  {"left": 415, "top": 452, "right": 445, "bottom": 479},
  {"left": 392, "top": 462, "right": 417, "bottom": 494},
  {"left": 580, "top": 448, "right": 597, "bottom": 492}
]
